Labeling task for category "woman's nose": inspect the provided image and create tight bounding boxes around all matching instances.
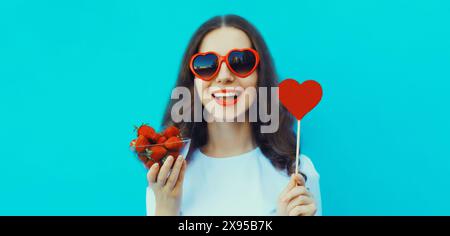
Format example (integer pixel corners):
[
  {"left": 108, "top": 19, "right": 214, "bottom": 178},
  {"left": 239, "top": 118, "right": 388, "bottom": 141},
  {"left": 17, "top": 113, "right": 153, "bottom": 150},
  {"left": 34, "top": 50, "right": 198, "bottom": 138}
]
[{"left": 215, "top": 61, "right": 234, "bottom": 84}]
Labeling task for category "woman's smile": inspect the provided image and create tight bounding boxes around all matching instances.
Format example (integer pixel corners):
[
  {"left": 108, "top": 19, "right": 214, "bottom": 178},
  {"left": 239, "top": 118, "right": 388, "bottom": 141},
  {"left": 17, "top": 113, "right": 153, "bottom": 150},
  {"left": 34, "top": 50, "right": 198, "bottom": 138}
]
[{"left": 210, "top": 88, "right": 243, "bottom": 106}]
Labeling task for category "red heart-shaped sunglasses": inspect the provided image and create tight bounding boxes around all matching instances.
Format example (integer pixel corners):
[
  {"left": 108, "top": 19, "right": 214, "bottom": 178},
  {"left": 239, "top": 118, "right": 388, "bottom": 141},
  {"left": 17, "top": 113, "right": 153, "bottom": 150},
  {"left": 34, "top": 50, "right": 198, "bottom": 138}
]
[{"left": 189, "top": 48, "right": 260, "bottom": 81}]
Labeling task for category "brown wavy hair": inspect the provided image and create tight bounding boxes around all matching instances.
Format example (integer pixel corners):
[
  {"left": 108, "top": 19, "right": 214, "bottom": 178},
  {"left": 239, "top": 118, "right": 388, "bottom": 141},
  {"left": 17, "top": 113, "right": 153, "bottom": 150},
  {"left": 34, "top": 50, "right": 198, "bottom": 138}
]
[{"left": 162, "top": 14, "right": 299, "bottom": 175}]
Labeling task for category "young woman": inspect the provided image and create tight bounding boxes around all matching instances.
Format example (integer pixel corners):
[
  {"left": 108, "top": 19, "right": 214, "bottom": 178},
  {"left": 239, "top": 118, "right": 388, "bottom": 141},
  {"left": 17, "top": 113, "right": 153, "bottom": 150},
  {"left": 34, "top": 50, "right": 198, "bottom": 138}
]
[{"left": 146, "top": 15, "right": 322, "bottom": 216}]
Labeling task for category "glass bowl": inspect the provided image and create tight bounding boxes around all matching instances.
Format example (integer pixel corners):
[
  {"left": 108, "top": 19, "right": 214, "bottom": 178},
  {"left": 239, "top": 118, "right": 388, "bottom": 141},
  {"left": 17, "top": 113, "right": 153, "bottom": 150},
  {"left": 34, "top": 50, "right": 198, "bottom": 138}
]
[{"left": 132, "top": 138, "right": 191, "bottom": 169}]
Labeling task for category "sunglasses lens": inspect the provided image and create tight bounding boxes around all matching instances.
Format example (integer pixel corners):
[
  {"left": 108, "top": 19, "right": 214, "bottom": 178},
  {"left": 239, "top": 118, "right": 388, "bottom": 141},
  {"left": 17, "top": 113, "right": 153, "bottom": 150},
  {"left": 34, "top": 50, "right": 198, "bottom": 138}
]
[
  {"left": 228, "top": 50, "right": 257, "bottom": 76},
  {"left": 192, "top": 54, "right": 218, "bottom": 79}
]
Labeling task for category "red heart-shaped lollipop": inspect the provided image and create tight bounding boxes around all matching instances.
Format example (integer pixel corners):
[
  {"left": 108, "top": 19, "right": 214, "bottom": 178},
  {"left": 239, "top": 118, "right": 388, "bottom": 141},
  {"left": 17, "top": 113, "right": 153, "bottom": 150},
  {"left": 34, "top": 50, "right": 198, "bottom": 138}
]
[{"left": 279, "top": 79, "right": 323, "bottom": 120}]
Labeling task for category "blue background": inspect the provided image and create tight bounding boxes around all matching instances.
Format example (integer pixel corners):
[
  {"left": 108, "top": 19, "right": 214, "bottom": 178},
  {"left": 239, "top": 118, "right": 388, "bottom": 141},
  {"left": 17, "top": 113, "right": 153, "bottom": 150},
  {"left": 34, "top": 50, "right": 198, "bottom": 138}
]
[{"left": 1, "top": 0, "right": 449, "bottom": 215}]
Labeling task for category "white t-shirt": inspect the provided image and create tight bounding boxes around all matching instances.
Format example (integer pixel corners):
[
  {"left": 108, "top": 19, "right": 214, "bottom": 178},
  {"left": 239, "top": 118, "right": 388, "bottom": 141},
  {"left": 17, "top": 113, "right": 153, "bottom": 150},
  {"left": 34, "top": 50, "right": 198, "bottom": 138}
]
[{"left": 146, "top": 147, "right": 322, "bottom": 216}]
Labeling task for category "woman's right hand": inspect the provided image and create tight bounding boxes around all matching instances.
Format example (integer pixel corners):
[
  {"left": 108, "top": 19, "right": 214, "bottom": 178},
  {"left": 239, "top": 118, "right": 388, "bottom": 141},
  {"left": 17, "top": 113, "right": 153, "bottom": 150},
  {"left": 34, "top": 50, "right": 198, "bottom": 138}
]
[{"left": 147, "top": 155, "right": 187, "bottom": 216}]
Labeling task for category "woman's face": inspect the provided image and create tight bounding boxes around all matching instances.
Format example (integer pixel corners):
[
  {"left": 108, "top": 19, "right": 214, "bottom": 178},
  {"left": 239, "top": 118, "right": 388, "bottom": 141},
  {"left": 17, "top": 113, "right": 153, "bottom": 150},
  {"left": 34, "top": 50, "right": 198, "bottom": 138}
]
[{"left": 194, "top": 27, "right": 258, "bottom": 121}]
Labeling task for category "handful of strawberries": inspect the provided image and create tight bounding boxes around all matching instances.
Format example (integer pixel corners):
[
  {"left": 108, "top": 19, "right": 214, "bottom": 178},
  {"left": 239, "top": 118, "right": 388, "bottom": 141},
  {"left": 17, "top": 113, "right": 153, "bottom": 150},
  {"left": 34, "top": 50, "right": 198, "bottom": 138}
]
[{"left": 130, "top": 124, "right": 184, "bottom": 169}]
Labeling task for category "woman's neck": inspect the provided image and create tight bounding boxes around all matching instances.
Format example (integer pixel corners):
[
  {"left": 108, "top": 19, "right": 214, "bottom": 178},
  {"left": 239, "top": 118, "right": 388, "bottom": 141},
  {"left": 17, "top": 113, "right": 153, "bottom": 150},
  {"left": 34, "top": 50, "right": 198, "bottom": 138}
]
[{"left": 201, "top": 121, "right": 256, "bottom": 158}]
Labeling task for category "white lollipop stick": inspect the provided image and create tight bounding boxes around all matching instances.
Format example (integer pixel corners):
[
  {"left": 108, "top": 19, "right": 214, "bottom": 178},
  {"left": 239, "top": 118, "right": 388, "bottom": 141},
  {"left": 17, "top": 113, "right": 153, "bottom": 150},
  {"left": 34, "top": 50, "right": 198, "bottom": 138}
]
[{"left": 295, "top": 120, "right": 301, "bottom": 175}]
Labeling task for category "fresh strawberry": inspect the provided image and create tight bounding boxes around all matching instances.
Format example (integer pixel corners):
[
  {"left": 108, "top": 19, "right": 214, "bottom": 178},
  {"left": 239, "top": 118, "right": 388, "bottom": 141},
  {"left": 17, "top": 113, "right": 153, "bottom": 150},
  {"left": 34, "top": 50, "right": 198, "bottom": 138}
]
[
  {"left": 167, "top": 151, "right": 180, "bottom": 158},
  {"left": 138, "top": 153, "right": 148, "bottom": 163},
  {"left": 163, "top": 126, "right": 180, "bottom": 138},
  {"left": 145, "top": 160, "right": 156, "bottom": 169},
  {"left": 151, "top": 133, "right": 162, "bottom": 143},
  {"left": 136, "top": 124, "right": 156, "bottom": 140},
  {"left": 135, "top": 135, "right": 150, "bottom": 152},
  {"left": 157, "top": 136, "right": 167, "bottom": 144},
  {"left": 164, "top": 136, "right": 183, "bottom": 151},
  {"left": 146, "top": 146, "right": 167, "bottom": 162}
]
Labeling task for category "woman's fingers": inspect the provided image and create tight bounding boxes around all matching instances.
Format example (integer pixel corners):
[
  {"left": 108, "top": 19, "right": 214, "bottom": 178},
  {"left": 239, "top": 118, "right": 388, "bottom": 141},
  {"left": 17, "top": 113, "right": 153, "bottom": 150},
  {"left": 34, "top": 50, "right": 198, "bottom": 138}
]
[
  {"left": 147, "top": 162, "right": 160, "bottom": 187},
  {"left": 289, "top": 204, "right": 316, "bottom": 216},
  {"left": 289, "top": 205, "right": 307, "bottom": 216},
  {"left": 173, "top": 160, "right": 187, "bottom": 191},
  {"left": 286, "top": 195, "right": 313, "bottom": 213},
  {"left": 157, "top": 155, "right": 175, "bottom": 185},
  {"left": 294, "top": 173, "right": 306, "bottom": 186},
  {"left": 280, "top": 173, "right": 306, "bottom": 198},
  {"left": 166, "top": 155, "right": 184, "bottom": 190},
  {"left": 280, "top": 174, "right": 298, "bottom": 198},
  {"left": 278, "top": 173, "right": 311, "bottom": 216},
  {"left": 282, "top": 186, "right": 309, "bottom": 203}
]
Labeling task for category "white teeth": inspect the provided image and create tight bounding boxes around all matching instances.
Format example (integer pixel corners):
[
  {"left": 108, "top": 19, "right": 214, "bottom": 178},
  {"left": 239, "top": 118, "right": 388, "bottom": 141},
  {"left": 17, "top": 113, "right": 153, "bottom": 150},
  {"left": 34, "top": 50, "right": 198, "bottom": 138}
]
[{"left": 213, "top": 92, "right": 237, "bottom": 98}]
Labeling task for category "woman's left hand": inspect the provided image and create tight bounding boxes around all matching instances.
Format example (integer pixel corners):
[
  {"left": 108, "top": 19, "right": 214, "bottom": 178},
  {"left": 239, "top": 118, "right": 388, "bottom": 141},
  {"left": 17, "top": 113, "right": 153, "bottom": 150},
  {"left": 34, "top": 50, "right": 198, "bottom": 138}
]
[{"left": 277, "top": 173, "right": 317, "bottom": 216}]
